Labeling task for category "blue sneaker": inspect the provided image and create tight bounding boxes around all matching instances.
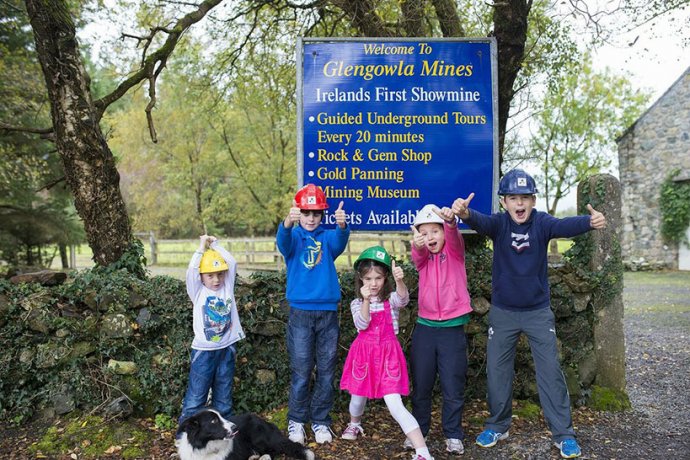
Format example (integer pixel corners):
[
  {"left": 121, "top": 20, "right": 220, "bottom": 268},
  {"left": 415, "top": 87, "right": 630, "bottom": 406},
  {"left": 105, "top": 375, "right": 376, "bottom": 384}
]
[
  {"left": 475, "top": 429, "right": 509, "bottom": 448},
  {"left": 555, "top": 439, "right": 581, "bottom": 458}
]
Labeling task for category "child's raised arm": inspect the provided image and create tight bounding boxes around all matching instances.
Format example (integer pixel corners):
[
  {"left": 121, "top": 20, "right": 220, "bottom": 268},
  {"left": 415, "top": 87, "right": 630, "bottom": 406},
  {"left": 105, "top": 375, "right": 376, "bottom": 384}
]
[
  {"left": 283, "top": 201, "right": 301, "bottom": 228},
  {"left": 451, "top": 193, "right": 475, "bottom": 220},
  {"left": 209, "top": 239, "right": 238, "bottom": 290},
  {"left": 587, "top": 204, "right": 606, "bottom": 229},
  {"left": 391, "top": 259, "right": 408, "bottom": 300},
  {"left": 186, "top": 235, "right": 211, "bottom": 300},
  {"left": 410, "top": 225, "right": 428, "bottom": 268}
]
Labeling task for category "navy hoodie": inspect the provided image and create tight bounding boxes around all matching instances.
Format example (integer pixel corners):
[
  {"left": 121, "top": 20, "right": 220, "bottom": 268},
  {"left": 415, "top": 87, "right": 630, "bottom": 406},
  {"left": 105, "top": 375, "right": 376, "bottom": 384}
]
[
  {"left": 276, "top": 223, "right": 350, "bottom": 311},
  {"left": 464, "top": 209, "right": 591, "bottom": 311}
]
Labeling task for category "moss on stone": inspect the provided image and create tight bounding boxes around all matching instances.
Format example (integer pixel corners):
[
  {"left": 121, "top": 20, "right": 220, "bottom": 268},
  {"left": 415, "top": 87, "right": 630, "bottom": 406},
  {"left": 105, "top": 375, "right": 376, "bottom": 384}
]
[
  {"left": 30, "top": 415, "right": 152, "bottom": 458},
  {"left": 588, "top": 385, "right": 631, "bottom": 412},
  {"left": 513, "top": 400, "right": 542, "bottom": 420}
]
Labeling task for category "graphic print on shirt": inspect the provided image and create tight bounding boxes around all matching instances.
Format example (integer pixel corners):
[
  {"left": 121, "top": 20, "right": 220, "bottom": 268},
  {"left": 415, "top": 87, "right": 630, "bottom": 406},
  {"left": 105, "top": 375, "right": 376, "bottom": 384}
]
[
  {"left": 203, "top": 296, "right": 232, "bottom": 342},
  {"left": 427, "top": 252, "right": 447, "bottom": 263},
  {"left": 510, "top": 231, "right": 530, "bottom": 253},
  {"left": 302, "top": 236, "right": 322, "bottom": 270}
]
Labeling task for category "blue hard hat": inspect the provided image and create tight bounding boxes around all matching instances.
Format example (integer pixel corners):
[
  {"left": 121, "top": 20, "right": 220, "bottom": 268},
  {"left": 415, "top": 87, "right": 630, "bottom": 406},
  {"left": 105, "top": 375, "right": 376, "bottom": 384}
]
[{"left": 498, "top": 169, "right": 538, "bottom": 195}]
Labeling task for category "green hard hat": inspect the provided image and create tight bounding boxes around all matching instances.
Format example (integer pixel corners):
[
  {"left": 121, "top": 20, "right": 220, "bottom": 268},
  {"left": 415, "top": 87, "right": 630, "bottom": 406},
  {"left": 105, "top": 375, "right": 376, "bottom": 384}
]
[{"left": 354, "top": 245, "right": 391, "bottom": 269}]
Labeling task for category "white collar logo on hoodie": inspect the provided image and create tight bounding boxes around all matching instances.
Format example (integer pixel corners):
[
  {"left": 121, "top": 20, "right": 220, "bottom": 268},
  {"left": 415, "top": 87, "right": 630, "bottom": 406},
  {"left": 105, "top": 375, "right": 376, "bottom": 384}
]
[{"left": 510, "top": 232, "right": 530, "bottom": 252}]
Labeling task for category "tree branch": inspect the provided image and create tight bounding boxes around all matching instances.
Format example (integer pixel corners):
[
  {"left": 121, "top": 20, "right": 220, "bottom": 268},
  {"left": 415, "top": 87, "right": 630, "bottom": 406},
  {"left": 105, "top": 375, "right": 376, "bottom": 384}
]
[
  {"left": 0, "top": 121, "right": 54, "bottom": 140},
  {"left": 431, "top": 0, "right": 465, "bottom": 37},
  {"left": 329, "top": 0, "right": 394, "bottom": 36},
  {"left": 93, "top": 0, "right": 224, "bottom": 121},
  {"left": 401, "top": 0, "right": 425, "bottom": 37}
]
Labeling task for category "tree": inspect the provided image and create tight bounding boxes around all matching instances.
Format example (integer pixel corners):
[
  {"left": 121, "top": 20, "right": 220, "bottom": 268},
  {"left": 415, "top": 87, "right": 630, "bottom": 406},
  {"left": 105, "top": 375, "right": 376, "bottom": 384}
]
[
  {"left": 0, "top": 0, "right": 83, "bottom": 269},
  {"left": 522, "top": 58, "right": 649, "bottom": 215},
  {"left": 12, "top": 0, "right": 223, "bottom": 269}
]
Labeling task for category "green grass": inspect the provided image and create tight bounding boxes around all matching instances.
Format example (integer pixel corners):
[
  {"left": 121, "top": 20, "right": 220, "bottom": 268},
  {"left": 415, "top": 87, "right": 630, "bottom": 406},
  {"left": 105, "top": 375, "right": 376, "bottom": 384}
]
[{"left": 623, "top": 271, "right": 690, "bottom": 314}]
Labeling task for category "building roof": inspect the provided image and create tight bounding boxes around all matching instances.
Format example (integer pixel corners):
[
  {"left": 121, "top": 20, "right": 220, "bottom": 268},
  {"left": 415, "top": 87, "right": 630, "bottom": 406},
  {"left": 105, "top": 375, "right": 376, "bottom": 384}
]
[{"left": 616, "top": 65, "right": 690, "bottom": 143}]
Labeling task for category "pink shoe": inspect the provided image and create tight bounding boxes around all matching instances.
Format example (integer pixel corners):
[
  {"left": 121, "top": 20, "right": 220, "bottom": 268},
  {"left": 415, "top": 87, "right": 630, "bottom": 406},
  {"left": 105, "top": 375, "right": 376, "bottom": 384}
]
[
  {"left": 341, "top": 422, "right": 364, "bottom": 440},
  {"left": 411, "top": 455, "right": 435, "bottom": 460}
]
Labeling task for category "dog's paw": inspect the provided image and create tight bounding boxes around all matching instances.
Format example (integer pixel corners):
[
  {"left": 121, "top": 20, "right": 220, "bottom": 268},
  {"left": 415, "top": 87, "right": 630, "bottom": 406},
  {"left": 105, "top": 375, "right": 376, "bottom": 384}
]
[
  {"left": 258, "top": 455, "right": 271, "bottom": 460},
  {"left": 305, "top": 449, "right": 315, "bottom": 460}
]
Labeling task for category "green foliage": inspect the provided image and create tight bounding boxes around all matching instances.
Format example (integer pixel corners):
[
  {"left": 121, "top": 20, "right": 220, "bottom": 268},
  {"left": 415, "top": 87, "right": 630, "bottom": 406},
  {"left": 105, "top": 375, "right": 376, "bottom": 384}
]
[
  {"left": 659, "top": 169, "right": 690, "bottom": 245},
  {"left": 564, "top": 180, "right": 624, "bottom": 306},
  {"left": 105, "top": 239, "right": 148, "bottom": 279},
  {"left": 154, "top": 413, "right": 176, "bottom": 430}
]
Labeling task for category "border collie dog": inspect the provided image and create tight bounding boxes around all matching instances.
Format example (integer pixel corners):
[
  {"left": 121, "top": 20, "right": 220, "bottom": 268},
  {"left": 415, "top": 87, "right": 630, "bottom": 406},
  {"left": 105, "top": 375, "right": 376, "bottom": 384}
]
[{"left": 175, "top": 409, "right": 315, "bottom": 460}]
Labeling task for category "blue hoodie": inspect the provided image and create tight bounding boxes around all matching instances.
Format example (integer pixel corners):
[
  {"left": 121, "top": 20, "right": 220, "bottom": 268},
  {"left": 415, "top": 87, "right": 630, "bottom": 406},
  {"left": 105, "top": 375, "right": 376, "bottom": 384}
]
[
  {"left": 276, "top": 223, "right": 350, "bottom": 311},
  {"left": 464, "top": 209, "right": 591, "bottom": 311}
]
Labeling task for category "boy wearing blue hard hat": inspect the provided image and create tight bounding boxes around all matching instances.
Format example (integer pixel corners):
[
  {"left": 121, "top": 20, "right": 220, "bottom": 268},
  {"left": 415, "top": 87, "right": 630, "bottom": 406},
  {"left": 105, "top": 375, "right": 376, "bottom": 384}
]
[{"left": 452, "top": 169, "right": 606, "bottom": 459}]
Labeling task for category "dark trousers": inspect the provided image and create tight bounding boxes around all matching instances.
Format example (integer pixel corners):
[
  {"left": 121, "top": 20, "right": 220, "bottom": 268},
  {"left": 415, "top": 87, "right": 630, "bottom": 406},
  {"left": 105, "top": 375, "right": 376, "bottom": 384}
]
[
  {"left": 410, "top": 323, "right": 468, "bottom": 439},
  {"left": 485, "top": 307, "right": 575, "bottom": 442}
]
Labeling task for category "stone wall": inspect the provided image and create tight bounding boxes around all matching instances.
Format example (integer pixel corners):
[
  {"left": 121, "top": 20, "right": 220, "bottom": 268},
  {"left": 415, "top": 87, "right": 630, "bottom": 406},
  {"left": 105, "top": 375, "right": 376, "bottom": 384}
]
[{"left": 617, "top": 67, "right": 690, "bottom": 269}]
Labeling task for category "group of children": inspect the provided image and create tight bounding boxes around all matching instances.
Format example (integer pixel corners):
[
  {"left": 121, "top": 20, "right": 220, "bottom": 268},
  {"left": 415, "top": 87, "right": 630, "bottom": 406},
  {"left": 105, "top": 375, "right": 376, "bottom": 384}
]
[{"left": 179, "top": 169, "right": 606, "bottom": 459}]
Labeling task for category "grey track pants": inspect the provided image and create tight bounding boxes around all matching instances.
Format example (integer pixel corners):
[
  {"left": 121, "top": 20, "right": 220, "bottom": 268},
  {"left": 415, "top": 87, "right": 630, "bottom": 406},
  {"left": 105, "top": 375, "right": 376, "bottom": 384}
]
[{"left": 484, "top": 306, "right": 576, "bottom": 442}]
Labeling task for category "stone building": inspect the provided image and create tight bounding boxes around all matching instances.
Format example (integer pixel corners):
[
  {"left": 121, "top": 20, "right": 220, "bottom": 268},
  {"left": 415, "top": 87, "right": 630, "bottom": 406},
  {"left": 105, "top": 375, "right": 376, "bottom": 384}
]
[{"left": 617, "top": 66, "right": 690, "bottom": 269}]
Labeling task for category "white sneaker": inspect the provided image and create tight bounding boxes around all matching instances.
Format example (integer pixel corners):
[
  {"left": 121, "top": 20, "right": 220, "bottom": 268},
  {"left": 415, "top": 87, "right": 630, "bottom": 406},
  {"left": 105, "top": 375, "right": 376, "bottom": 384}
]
[
  {"left": 287, "top": 420, "right": 306, "bottom": 445},
  {"left": 312, "top": 424, "right": 334, "bottom": 444},
  {"left": 446, "top": 438, "right": 465, "bottom": 454}
]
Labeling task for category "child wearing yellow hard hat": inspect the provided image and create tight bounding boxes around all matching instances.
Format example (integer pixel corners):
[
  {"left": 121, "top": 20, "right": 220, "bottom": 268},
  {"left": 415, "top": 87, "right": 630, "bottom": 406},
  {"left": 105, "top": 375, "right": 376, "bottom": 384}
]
[{"left": 178, "top": 235, "right": 245, "bottom": 427}]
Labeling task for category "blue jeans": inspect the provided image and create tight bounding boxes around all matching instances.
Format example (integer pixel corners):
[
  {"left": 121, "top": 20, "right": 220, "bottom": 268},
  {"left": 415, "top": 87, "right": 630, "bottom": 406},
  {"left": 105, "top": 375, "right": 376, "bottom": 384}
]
[
  {"left": 410, "top": 323, "right": 468, "bottom": 439},
  {"left": 286, "top": 308, "right": 339, "bottom": 426},
  {"left": 179, "top": 346, "right": 236, "bottom": 423}
]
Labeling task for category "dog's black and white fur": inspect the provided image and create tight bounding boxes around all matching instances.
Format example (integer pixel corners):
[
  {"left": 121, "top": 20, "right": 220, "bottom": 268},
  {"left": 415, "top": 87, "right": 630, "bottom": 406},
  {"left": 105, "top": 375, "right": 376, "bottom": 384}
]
[{"left": 175, "top": 409, "right": 315, "bottom": 460}]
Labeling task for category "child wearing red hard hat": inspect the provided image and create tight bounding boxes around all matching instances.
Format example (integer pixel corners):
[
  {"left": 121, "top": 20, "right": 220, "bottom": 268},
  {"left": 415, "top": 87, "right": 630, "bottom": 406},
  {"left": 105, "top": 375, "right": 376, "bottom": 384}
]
[{"left": 276, "top": 184, "right": 350, "bottom": 445}]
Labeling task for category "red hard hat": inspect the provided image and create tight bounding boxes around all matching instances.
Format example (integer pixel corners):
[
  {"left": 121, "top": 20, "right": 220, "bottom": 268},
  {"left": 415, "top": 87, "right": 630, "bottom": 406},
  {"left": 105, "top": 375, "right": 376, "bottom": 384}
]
[{"left": 295, "top": 184, "right": 329, "bottom": 210}]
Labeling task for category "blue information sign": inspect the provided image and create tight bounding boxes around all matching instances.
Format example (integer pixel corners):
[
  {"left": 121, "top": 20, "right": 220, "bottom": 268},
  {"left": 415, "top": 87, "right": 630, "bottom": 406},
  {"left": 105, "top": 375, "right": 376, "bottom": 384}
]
[{"left": 297, "top": 38, "right": 498, "bottom": 231}]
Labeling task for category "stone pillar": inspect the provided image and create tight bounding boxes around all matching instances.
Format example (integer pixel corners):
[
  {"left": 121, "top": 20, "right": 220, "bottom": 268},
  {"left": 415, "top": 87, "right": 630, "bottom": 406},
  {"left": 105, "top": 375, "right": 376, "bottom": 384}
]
[{"left": 578, "top": 174, "right": 626, "bottom": 391}]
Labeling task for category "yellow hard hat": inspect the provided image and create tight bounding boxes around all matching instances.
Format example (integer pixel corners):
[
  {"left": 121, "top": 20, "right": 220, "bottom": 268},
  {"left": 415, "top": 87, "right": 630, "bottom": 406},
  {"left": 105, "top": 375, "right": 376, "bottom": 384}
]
[{"left": 199, "top": 249, "right": 229, "bottom": 274}]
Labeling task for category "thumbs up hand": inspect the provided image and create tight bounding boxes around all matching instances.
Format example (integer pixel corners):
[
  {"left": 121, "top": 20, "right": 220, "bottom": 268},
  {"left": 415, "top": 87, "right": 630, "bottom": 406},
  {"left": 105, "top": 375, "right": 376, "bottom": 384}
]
[
  {"left": 410, "top": 225, "right": 425, "bottom": 249},
  {"left": 452, "top": 193, "right": 474, "bottom": 219},
  {"left": 391, "top": 259, "right": 404, "bottom": 282},
  {"left": 284, "top": 200, "right": 301, "bottom": 228},
  {"left": 434, "top": 206, "right": 456, "bottom": 224},
  {"left": 334, "top": 201, "right": 347, "bottom": 228},
  {"left": 587, "top": 204, "right": 606, "bottom": 229}
]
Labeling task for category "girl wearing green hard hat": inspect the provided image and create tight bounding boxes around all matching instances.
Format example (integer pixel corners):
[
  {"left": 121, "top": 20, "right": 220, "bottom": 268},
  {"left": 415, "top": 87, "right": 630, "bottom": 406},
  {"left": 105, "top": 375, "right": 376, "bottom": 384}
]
[{"left": 340, "top": 246, "right": 435, "bottom": 460}]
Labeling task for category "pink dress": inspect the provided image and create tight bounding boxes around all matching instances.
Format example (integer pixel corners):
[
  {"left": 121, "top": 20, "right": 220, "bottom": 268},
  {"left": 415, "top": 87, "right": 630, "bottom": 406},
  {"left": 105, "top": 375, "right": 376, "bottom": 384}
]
[{"left": 340, "top": 300, "right": 410, "bottom": 398}]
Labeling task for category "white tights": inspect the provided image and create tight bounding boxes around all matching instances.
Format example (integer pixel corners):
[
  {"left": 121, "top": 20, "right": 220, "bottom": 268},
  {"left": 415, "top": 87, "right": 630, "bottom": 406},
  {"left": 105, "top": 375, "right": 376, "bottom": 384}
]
[{"left": 349, "top": 394, "right": 419, "bottom": 435}]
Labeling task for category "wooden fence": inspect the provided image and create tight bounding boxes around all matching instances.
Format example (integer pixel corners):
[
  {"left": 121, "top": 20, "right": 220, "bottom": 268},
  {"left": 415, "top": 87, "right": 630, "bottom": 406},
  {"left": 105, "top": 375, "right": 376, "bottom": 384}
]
[{"left": 135, "top": 232, "right": 413, "bottom": 271}]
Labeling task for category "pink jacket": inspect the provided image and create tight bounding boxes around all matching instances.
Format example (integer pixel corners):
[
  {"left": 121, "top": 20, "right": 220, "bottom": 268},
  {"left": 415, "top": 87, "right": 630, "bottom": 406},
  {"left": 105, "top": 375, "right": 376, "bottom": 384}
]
[{"left": 412, "top": 222, "right": 473, "bottom": 321}]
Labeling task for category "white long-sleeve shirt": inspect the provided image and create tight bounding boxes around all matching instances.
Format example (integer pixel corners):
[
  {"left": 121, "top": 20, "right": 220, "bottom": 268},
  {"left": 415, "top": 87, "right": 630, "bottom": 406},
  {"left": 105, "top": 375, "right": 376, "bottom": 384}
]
[
  {"left": 349, "top": 290, "right": 409, "bottom": 334},
  {"left": 186, "top": 242, "right": 245, "bottom": 350}
]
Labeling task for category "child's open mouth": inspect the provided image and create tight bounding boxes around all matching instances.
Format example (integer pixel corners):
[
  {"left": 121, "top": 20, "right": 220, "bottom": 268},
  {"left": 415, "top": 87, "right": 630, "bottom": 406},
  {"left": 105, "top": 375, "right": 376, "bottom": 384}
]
[{"left": 516, "top": 209, "right": 526, "bottom": 219}]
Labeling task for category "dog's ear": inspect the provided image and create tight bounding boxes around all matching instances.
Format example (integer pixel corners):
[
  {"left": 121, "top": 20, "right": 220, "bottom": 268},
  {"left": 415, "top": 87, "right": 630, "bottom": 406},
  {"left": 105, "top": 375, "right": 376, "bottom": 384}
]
[{"left": 178, "top": 417, "right": 200, "bottom": 436}]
